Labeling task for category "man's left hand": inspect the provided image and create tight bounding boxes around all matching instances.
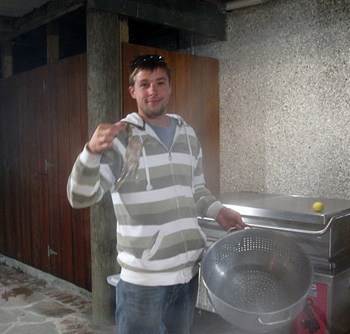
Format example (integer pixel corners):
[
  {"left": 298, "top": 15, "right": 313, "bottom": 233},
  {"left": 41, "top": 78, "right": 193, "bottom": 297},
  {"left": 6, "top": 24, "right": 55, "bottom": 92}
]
[{"left": 215, "top": 206, "right": 247, "bottom": 231}]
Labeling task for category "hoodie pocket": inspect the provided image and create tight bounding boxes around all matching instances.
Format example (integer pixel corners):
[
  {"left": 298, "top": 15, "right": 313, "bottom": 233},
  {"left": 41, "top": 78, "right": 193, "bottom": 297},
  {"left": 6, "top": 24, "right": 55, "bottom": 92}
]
[
  {"left": 141, "top": 230, "right": 163, "bottom": 260},
  {"left": 141, "top": 224, "right": 207, "bottom": 261}
]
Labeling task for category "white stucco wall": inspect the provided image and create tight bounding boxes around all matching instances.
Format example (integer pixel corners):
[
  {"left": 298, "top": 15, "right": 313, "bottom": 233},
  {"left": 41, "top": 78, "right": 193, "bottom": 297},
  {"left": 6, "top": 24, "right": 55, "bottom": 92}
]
[{"left": 194, "top": 0, "right": 350, "bottom": 199}]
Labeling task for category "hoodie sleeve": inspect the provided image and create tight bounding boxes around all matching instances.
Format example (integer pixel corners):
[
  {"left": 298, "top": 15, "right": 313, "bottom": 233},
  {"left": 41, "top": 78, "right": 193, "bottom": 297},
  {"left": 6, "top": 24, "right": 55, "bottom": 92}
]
[
  {"left": 67, "top": 116, "right": 142, "bottom": 209},
  {"left": 193, "top": 173, "right": 224, "bottom": 219},
  {"left": 191, "top": 135, "right": 224, "bottom": 219},
  {"left": 67, "top": 142, "right": 124, "bottom": 209}
]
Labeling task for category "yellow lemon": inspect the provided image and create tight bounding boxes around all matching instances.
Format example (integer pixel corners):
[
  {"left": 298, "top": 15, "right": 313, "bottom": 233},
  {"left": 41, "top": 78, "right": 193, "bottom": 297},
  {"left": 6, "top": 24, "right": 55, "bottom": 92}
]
[{"left": 313, "top": 201, "right": 324, "bottom": 212}]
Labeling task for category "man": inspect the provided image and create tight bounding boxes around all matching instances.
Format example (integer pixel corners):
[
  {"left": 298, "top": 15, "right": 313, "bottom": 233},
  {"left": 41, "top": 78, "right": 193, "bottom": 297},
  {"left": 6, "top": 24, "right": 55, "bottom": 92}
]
[{"left": 67, "top": 54, "right": 246, "bottom": 334}]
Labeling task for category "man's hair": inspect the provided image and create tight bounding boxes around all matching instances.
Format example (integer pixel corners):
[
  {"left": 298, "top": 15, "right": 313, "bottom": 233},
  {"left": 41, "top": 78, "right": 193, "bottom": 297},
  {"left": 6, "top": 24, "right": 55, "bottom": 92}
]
[{"left": 129, "top": 54, "right": 172, "bottom": 86}]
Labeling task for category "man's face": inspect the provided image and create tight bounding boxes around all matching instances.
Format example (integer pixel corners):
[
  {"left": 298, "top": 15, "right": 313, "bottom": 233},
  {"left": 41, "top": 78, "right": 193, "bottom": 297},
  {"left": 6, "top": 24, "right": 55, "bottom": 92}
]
[{"left": 129, "top": 67, "right": 172, "bottom": 120}]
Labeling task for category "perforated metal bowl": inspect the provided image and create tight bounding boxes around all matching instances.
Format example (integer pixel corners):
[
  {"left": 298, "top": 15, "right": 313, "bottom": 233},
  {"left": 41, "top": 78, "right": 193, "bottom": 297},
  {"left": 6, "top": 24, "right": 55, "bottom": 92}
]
[{"left": 201, "top": 228, "right": 313, "bottom": 333}]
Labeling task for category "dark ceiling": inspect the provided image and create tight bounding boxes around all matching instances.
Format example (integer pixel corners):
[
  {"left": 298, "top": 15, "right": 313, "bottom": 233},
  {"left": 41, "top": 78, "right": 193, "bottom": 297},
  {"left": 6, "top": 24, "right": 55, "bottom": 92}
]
[
  {"left": 0, "top": 1, "right": 250, "bottom": 18},
  {"left": 0, "top": 0, "right": 49, "bottom": 18},
  {"left": 0, "top": 0, "right": 267, "bottom": 76}
]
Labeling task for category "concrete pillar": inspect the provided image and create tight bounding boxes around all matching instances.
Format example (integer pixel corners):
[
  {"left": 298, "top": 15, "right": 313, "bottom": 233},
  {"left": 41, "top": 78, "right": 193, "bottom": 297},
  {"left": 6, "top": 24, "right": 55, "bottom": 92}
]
[{"left": 86, "top": 3, "right": 121, "bottom": 325}]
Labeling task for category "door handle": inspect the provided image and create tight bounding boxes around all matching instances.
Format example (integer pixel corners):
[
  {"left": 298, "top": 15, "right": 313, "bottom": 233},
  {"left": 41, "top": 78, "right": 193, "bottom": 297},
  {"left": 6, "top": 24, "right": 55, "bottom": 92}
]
[
  {"left": 47, "top": 246, "right": 58, "bottom": 257},
  {"left": 45, "top": 159, "right": 55, "bottom": 171}
]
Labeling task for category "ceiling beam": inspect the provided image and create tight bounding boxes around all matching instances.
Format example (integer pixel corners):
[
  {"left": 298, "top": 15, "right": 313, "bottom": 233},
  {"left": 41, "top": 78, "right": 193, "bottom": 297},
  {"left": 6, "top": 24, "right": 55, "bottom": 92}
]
[
  {"left": 0, "top": 0, "right": 226, "bottom": 42},
  {"left": 88, "top": 0, "right": 226, "bottom": 41},
  {"left": 0, "top": 0, "right": 85, "bottom": 42}
]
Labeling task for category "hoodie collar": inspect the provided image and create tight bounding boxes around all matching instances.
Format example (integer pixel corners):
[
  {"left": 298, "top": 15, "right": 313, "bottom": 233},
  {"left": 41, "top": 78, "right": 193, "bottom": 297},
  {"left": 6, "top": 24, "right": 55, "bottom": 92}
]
[
  {"left": 121, "top": 112, "right": 184, "bottom": 130},
  {"left": 119, "top": 112, "right": 191, "bottom": 192}
]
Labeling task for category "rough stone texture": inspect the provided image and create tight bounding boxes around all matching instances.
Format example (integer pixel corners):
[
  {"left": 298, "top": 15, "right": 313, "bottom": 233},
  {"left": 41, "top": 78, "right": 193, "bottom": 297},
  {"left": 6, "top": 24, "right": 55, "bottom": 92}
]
[
  {"left": 6, "top": 322, "right": 58, "bottom": 334},
  {"left": 194, "top": 0, "right": 350, "bottom": 199},
  {"left": 0, "top": 262, "right": 116, "bottom": 334}
]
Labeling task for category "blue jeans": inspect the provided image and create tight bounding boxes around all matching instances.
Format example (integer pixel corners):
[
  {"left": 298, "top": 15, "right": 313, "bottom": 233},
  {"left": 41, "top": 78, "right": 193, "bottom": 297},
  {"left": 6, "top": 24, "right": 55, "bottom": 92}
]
[{"left": 116, "top": 274, "right": 199, "bottom": 334}]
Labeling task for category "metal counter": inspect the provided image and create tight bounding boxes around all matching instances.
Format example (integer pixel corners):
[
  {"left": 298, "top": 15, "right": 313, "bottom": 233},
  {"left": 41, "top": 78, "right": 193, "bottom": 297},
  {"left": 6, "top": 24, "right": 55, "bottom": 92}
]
[{"left": 197, "top": 192, "right": 350, "bottom": 334}]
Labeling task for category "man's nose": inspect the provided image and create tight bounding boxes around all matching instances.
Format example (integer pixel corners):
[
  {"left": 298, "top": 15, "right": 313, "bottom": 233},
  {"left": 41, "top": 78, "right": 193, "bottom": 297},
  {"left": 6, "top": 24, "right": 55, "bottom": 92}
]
[{"left": 148, "top": 84, "right": 158, "bottom": 94}]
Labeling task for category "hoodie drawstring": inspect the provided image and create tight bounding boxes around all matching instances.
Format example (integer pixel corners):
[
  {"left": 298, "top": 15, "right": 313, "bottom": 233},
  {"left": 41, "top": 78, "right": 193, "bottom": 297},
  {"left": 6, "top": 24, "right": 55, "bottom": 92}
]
[
  {"left": 142, "top": 145, "right": 153, "bottom": 191},
  {"left": 135, "top": 129, "right": 153, "bottom": 191},
  {"left": 183, "top": 124, "right": 195, "bottom": 190}
]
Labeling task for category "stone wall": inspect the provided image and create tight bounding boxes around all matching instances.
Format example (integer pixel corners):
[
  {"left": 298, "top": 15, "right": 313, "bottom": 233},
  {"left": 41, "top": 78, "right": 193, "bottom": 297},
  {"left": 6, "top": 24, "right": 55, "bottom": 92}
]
[{"left": 194, "top": 0, "right": 350, "bottom": 199}]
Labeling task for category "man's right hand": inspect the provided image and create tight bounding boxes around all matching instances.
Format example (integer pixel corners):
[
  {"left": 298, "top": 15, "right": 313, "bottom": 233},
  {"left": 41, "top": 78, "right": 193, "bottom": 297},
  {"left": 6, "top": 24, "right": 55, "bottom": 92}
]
[{"left": 87, "top": 121, "right": 128, "bottom": 154}]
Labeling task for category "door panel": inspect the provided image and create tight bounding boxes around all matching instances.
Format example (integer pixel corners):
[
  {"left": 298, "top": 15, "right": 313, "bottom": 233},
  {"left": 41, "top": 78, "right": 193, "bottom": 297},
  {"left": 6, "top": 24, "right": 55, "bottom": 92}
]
[
  {"left": 0, "top": 55, "right": 90, "bottom": 290},
  {"left": 28, "top": 67, "right": 51, "bottom": 272},
  {"left": 44, "top": 55, "right": 90, "bottom": 287}
]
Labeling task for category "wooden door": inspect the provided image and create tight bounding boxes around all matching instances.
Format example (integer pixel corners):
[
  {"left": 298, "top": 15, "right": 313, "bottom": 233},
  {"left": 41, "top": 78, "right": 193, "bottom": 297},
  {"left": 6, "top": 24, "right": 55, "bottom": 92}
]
[
  {"left": 122, "top": 43, "right": 220, "bottom": 195},
  {"left": 27, "top": 66, "right": 51, "bottom": 273},
  {"left": 45, "top": 55, "right": 90, "bottom": 288},
  {"left": 0, "top": 55, "right": 91, "bottom": 290}
]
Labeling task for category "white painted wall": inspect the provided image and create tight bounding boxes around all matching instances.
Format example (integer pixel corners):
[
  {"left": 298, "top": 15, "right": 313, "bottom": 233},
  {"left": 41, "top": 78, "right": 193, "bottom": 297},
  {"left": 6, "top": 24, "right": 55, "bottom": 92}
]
[{"left": 194, "top": 0, "right": 350, "bottom": 199}]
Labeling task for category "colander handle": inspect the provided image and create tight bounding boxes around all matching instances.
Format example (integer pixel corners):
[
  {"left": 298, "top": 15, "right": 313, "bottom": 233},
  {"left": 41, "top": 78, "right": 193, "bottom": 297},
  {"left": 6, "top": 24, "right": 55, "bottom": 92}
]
[
  {"left": 258, "top": 314, "right": 291, "bottom": 326},
  {"left": 227, "top": 225, "right": 251, "bottom": 233}
]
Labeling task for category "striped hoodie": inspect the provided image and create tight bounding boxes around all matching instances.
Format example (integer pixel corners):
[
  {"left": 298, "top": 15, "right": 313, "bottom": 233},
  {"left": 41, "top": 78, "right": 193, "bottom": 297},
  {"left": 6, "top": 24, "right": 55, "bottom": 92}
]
[{"left": 67, "top": 112, "right": 223, "bottom": 286}]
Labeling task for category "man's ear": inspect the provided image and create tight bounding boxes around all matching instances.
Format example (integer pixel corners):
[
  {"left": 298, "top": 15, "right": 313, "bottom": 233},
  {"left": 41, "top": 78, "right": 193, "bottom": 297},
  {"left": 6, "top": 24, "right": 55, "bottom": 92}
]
[{"left": 128, "top": 85, "right": 136, "bottom": 99}]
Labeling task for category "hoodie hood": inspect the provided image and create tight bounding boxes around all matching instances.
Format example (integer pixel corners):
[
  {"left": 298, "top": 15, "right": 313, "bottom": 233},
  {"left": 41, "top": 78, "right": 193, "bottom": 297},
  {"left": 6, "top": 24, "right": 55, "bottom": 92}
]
[
  {"left": 121, "top": 112, "right": 146, "bottom": 129},
  {"left": 121, "top": 112, "right": 185, "bottom": 130}
]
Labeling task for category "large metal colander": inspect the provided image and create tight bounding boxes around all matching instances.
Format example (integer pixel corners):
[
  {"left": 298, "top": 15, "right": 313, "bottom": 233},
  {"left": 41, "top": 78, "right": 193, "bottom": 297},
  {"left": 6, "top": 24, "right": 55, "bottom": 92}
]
[{"left": 201, "top": 228, "right": 313, "bottom": 333}]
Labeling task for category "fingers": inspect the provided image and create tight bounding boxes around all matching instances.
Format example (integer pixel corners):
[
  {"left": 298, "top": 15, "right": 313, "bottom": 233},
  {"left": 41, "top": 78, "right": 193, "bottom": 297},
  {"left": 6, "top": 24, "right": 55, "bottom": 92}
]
[
  {"left": 216, "top": 207, "right": 247, "bottom": 231},
  {"left": 114, "top": 121, "right": 129, "bottom": 135},
  {"left": 235, "top": 215, "right": 246, "bottom": 229},
  {"left": 235, "top": 215, "right": 247, "bottom": 230},
  {"left": 87, "top": 122, "right": 129, "bottom": 154}
]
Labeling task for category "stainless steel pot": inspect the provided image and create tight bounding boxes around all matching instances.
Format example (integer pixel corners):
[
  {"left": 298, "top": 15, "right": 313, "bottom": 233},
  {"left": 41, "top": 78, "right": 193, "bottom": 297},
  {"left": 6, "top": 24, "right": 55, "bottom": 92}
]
[{"left": 201, "top": 228, "right": 313, "bottom": 333}]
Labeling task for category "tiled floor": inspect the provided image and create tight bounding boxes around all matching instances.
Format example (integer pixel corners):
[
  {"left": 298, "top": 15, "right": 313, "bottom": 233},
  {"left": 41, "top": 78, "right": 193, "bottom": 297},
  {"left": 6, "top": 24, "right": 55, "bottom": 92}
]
[{"left": 0, "top": 260, "right": 236, "bottom": 334}]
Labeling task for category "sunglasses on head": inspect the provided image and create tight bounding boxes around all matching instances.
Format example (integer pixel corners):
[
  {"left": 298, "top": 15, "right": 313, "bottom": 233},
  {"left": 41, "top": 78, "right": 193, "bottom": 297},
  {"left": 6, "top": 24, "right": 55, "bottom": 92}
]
[{"left": 130, "top": 54, "right": 166, "bottom": 69}]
